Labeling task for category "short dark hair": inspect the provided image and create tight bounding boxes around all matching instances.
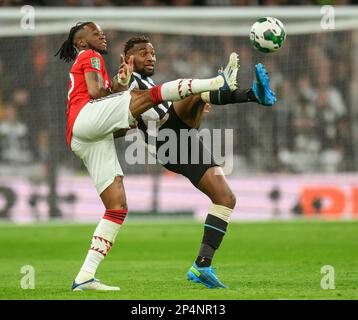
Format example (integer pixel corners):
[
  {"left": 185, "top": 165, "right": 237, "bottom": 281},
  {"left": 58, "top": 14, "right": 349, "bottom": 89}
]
[{"left": 124, "top": 36, "right": 150, "bottom": 56}]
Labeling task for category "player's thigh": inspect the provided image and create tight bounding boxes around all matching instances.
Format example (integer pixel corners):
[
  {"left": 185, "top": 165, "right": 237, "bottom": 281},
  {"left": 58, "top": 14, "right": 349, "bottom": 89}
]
[
  {"left": 71, "top": 134, "right": 124, "bottom": 197},
  {"left": 173, "top": 95, "right": 205, "bottom": 128},
  {"left": 73, "top": 91, "right": 133, "bottom": 141},
  {"left": 196, "top": 167, "right": 236, "bottom": 209}
]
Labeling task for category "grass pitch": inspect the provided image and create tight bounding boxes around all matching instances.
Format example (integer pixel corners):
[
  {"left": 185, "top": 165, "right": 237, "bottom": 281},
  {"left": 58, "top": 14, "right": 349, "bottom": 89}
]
[{"left": 0, "top": 219, "right": 357, "bottom": 300}]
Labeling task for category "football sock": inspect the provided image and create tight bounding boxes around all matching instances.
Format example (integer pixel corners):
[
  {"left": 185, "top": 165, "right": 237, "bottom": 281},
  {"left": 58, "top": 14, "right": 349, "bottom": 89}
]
[
  {"left": 150, "top": 76, "right": 225, "bottom": 104},
  {"left": 201, "top": 88, "right": 258, "bottom": 105},
  {"left": 75, "top": 209, "right": 127, "bottom": 283},
  {"left": 195, "top": 244, "right": 214, "bottom": 267},
  {"left": 195, "top": 205, "right": 233, "bottom": 268}
]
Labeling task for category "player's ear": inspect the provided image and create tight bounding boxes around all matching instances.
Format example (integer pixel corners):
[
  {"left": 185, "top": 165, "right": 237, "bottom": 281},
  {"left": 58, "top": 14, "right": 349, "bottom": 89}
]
[
  {"left": 128, "top": 55, "right": 134, "bottom": 68},
  {"left": 77, "top": 37, "right": 87, "bottom": 49}
]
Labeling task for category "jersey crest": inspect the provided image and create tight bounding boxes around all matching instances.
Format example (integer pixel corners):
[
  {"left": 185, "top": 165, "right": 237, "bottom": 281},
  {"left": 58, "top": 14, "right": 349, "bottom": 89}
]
[{"left": 91, "top": 57, "right": 101, "bottom": 70}]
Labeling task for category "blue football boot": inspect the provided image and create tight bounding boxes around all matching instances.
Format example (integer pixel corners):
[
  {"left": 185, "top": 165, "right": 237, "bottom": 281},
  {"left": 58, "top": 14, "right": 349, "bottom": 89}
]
[
  {"left": 187, "top": 263, "right": 227, "bottom": 289},
  {"left": 252, "top": 63, "right": 277, "bottom": 106}
]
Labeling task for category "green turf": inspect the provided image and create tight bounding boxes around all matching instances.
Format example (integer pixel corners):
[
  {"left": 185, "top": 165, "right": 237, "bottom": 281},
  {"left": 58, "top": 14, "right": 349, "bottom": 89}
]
[{"left": 0, "top": 219, "right": 357, "bottom": 300}]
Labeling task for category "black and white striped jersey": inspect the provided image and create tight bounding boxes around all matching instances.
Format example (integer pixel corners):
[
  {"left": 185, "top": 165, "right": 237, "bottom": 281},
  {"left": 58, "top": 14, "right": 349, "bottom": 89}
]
[
  {"left": 128, "top": 72, "right": 172, "bottom": 150},
  {"left": 129, "top": 72, "right": 172, "bottom": 124}
]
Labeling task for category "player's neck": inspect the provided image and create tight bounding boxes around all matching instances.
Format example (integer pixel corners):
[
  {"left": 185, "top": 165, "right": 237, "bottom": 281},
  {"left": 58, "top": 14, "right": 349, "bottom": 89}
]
[
  {"left": 78, "top": 48, "right": 98, "bottom": 55},
  {"left": 133, "top": 71, "right": 149, "bottom": 80}
]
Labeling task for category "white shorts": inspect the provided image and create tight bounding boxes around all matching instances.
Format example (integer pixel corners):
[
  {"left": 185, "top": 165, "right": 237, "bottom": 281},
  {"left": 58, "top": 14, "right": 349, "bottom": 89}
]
[{"left": 71, "top": 91, "right": 133, "bottom": 195}]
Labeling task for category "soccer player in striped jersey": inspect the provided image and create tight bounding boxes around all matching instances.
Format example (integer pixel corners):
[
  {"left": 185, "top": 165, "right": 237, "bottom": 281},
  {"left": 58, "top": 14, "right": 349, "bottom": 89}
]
[
  {"left": 56, "top": 22, "right": 240, "bottom": 291},
  {"left": 123, "top": 36, "right": 276, "bottom": 289}
]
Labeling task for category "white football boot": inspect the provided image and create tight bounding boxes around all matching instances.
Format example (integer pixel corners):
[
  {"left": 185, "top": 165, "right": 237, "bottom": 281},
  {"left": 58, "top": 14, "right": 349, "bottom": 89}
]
[
  {"left": 218, "top": 52, "right": 240, "bottom": 92},
  {"left": 72, "top": 278, "right": 120, "bottom": 291}
]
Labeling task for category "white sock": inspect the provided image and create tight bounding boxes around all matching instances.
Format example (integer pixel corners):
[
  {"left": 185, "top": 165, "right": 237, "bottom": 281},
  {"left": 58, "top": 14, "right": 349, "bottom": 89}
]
[
  {"left": 75, "top": 215, "right": 125, "bottom": 283},
  {"left": 160, "top": 76, "right": 224, "bottom": 101},
  {"left": 75, "top": 251, "right": 104, "bottom": 283}
]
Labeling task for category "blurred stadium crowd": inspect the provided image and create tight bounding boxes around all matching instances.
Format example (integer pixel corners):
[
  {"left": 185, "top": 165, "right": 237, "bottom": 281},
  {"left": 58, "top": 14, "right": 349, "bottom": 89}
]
[
  {"left": 0, "top": 0, "right": 358, "bottom": 7},
  {"left": 0, "top": 27, "right": 356, "bottom": 178}
]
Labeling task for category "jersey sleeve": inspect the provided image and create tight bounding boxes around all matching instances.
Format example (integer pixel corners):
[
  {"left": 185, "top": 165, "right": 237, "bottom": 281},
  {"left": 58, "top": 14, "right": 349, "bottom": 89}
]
[
  {"left": 128, "top": 77, "right": 139, "bottom": 91},
  {"left": 80, "top": 51, "right": 103, "bottom": 74}
]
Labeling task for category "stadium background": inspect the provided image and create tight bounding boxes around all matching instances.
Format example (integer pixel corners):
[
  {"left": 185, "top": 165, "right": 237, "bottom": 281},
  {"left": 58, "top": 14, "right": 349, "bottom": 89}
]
[
  {"left": 0, "top": 1, "right": 358, "bottom": 223},
  {"left": 0, "top": 0, "right": 358, "bottom": 302}
]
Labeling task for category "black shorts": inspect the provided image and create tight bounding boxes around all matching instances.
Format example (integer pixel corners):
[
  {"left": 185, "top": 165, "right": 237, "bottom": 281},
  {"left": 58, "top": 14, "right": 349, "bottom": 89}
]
[{"left": 156, "top": 107, "right": 218, "bottom": 187}]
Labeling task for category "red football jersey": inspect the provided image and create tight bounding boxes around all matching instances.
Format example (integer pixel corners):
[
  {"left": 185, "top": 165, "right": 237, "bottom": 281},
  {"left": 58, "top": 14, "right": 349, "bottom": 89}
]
[{"left": 66, "top": 49, "right": 110, "bottom": 145}]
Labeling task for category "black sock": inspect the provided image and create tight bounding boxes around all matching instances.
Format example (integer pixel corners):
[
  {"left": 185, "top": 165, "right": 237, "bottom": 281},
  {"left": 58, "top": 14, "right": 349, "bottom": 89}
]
[
  {"left": 233, "top": 88, "right": 258, "bottom": 103},
  {"left": 195, "top": 214, "right": 228, "bottom": 267},
  {"left": 209, "top": 88, "right": 258, "bottom": 105},
  {"left": 195, "top": 253, "right": 212, "bottom": 268}
]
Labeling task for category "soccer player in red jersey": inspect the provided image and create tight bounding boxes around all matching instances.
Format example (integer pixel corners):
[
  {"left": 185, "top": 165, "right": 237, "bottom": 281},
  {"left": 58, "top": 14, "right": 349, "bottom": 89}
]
[{"left": 55, "top": 22, "right": 240, "bottom": 291}]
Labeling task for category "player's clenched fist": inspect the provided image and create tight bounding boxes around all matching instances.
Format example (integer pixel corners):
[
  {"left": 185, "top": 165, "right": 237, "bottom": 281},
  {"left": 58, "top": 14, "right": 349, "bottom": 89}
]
[{"left": 116, "top": 54, "right": 134, "bottom": 86}]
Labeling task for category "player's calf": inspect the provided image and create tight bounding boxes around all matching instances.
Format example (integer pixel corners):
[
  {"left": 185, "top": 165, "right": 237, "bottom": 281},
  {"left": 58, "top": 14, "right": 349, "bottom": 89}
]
[
  {"left": 187, "top": 203, "right": 233, "bottom": 289},
  {"left": 195, "top": 204, "right": 233, "bottom": 267},
  {"left": 73, "top": 209, "right": 128, "bottom": 285}
]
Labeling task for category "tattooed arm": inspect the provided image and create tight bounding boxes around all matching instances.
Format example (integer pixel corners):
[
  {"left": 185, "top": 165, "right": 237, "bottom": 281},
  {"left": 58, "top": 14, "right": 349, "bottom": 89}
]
[{"left": 84, "top": 72, "right": 112, "bottom": 99}]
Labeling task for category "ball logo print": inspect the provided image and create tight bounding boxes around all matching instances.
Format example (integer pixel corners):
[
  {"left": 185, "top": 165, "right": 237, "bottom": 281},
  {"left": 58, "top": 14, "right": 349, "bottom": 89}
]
[{"left": 250, "top": 17, "right": 286, "bottom": 53}]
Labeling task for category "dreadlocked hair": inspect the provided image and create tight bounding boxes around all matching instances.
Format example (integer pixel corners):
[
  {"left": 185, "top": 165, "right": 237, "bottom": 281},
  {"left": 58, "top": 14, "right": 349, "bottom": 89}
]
[
  {"left": 55, "top": 22, "right": 92, "bottom": 63},
  {"left": 124, "top": 35, "right": 150, "bottom": 56}
]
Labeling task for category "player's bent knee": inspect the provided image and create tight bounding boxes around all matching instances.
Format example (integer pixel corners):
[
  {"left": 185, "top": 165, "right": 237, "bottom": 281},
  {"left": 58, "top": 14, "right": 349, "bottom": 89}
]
[
  {"left": 101, "top": 199, "right": 128, "bottom": 212},
  {"left": 103, "top": 199, "right": 128, "bottom": 211},
  {"left": 215, "top": 190, "right": 236, "bottom": 209},
  {"left": 208, "top": 204, "right": 234, "bottom": 223},
  {"left": 227, "top": 191, "right": 237, "bottom": 209}
]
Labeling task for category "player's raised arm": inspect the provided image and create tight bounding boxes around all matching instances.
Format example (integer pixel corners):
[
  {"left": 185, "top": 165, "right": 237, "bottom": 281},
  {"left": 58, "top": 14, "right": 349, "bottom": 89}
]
[
  {"left": 111, "top": 54, "right": 134, "bottom": 93},
  {"left": 85, "top": 71, "right": 111, "bottom": 99}
]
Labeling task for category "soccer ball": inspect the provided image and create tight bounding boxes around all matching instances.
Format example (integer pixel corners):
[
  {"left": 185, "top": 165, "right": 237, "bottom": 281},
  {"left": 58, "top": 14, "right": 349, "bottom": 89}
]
[{"left": 250, "top": 17, "right": 286, "bottom": 53}]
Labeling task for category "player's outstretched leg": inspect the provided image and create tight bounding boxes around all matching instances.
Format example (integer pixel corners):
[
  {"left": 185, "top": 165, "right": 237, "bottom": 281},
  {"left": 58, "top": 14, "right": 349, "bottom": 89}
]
[
  {"left": 128, "top": 52, "right": 239, "bottom": 120},
  {"left": 155, "top": 52, "right": 239, "bottom": 101},
  {"left": 201, "top": 61, "right": 276, "bottom": 107},
  {"left": 252, "top": 63, "right": 277, "bottom": 106}
]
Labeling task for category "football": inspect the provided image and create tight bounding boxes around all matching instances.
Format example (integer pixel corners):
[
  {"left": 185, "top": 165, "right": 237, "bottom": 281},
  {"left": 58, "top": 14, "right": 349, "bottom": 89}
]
[{"left": 250, "top": 17, "right": 286, "bottom": 53}]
